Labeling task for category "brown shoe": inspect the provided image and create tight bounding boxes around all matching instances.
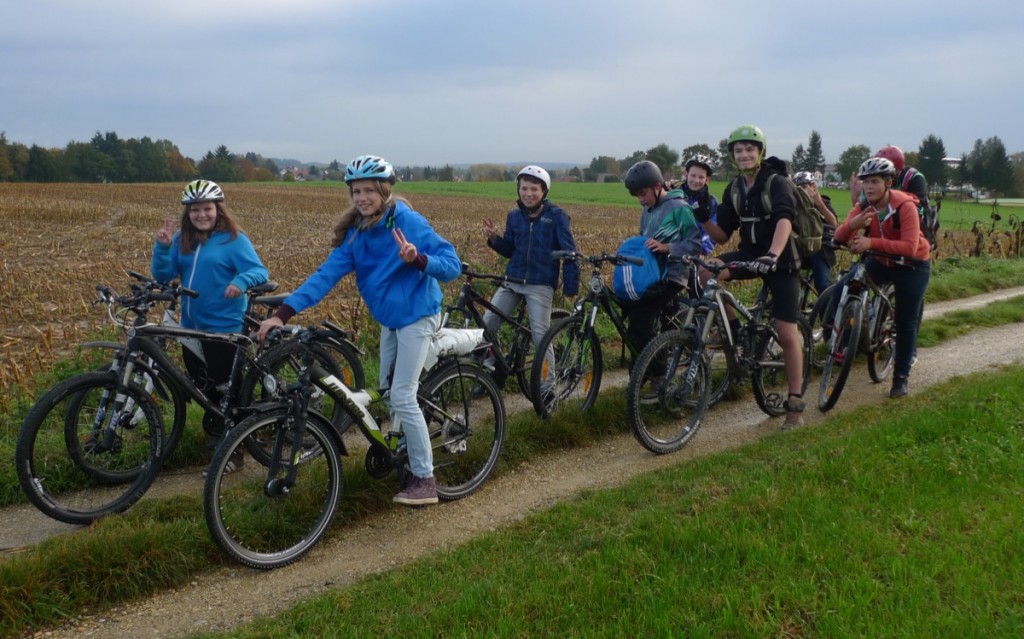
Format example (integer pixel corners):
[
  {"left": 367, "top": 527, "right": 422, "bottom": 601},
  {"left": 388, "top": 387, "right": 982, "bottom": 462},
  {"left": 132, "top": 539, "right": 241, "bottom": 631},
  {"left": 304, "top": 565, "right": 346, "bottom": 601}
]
[
  {"left": 783, "top": 395, "right": 805, "bottom": 430},
  {"left": 393, "top": 475, "right": 438, "bottom": 506}
]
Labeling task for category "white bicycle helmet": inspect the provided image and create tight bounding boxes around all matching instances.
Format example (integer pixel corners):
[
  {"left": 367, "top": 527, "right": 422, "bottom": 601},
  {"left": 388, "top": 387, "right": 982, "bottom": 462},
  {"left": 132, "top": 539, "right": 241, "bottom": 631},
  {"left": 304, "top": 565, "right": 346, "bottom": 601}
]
[
  {"left": 345, "top": 155, "right": 396, "bottom": 184},
  {"left": 684, "top": 154, "right": 714, "bottom": 176},
  {"left": 181, "top": 179, "right": 225, "bottom": 204},
  {"left": 857, "top": 157, "right": 896, "bottom": 179},
  {"left": 793, "top": 171, "right": 816, "bottom": 186},
  {"left": 516, "top": 165, "right": 551, "bottom": 191}
]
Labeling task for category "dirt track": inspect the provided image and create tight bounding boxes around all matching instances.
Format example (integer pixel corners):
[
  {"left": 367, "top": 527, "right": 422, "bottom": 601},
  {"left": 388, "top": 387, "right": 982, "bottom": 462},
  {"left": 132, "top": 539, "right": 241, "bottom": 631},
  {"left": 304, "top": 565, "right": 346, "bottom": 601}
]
[{"left": 6, "top": 288, "right": 1024, "bottom": 639}]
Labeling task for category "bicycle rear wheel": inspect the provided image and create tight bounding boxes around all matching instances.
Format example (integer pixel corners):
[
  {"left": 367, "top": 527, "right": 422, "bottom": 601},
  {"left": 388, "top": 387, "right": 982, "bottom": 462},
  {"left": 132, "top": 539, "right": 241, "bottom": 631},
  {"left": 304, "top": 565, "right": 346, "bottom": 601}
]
[
  {"left": 867, "top": 294, "right": 896, "bottom": 382},
  {"left": 530, "top": 315, "right": 603, "bottom": 419},
  {"left": 751, "top": 318, "right": 812, "bottom": 417},
  {"left": 420, "top": 361, "right": 506, "bottom": 500},
  {"left": 626, "top": 329, "right": 709, "bottom": 454},
  {"left": 15, "top": 371, "right": 164, "bottom": 525},
  {"left": 818, "top": 298, "right": 863, "bottom": 411},
  {"left": 204, "top": 407, "right": 342, "bottom": 570}
]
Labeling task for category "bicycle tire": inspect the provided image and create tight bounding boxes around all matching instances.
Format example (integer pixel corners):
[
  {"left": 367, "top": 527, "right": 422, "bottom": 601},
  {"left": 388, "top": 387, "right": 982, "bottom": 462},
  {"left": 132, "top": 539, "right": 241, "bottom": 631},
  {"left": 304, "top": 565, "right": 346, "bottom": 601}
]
[
  {"left": 529, "top": 315, "right": 603, "bottom": 419},
  {"left": 203, "top": 407, "right": 342, "bottom": 570},
  {"left": 626, "top": 329, "right": 710, "bottom": 454},
  {"left": 15, "top": 371, "right": 165, "bottom": 525},
  {"left": 88, "top": 360, "right": 187, "bottom": 463},
  {"left": 818, "top": 298, "right": 863, "bottom": 411},
  {"left": 420, "top": 361, "right": 506, "bottom": 500},
  {"left": 867, "top": 294, "right": 896, "bottom": 383},
  {"left": 512, "top": 307, "right": 570, "bottom": 402},
  {"left": 807, "top": 284, "right": 836, "bottom": 370},
  {"left": 751, "top": 318, "right": 813, "bottom": 417}
]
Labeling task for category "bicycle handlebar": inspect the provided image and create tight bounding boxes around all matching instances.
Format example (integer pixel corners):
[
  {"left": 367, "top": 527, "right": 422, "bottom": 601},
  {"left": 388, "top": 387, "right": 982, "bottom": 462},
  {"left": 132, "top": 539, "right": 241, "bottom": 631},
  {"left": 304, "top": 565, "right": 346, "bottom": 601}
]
[
  {"left": 825, "top": 240, "right": 925, "bottom": 266},
  {"left": 459, "top": 262, "right": 527, "bottom": 286}
]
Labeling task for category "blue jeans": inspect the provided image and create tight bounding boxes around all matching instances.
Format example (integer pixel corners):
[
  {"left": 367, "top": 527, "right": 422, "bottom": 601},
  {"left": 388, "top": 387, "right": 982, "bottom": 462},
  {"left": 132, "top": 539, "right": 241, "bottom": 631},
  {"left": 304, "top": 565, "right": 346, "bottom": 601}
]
[
  {"left": 805, "top": 252, "right": 834, "bottom": 295},
  {"left": 378, "top": 314, "right": 439, "bottom": 479},
  {"left": 483, "top": 282, "right": 555, "bottom": 391},
  {"left": 863, "top": 258, "right": 930, "bottom": 379}
]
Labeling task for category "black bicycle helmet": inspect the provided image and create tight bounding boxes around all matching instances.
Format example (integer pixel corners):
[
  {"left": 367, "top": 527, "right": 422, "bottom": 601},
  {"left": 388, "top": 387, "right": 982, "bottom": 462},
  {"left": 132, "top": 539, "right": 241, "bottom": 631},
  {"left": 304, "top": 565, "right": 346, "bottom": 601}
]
[{"left": 624, "top": 161, "right": 663, "bottom": 195}]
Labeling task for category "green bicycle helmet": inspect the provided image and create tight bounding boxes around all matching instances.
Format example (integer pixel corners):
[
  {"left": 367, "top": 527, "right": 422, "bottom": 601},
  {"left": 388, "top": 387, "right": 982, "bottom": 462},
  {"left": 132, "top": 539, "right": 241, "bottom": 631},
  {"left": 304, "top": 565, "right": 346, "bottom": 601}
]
[{"left": 726, "top": 124, "right": 766, "bottom": 154}]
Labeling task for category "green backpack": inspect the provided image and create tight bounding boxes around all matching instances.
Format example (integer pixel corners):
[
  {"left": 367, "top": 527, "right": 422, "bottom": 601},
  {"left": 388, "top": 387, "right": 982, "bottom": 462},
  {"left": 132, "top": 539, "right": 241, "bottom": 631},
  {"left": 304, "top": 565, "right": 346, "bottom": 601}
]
[{"left": 730, "top": 173, "right": 823, "bottom": 263}]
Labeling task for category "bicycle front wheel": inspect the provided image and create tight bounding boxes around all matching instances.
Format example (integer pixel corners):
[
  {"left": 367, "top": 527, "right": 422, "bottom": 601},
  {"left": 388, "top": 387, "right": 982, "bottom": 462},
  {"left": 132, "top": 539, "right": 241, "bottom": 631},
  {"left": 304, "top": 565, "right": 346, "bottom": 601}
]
[
  {"left": 420, "top": 361, "right": 506, "bottom": 500},
  {"left": 512, "top": 307, "right": 570, "bottom": 402},
  {"left": 818, "top": 298, "right": 863, "bottom": 412},
  {"left": 15, "top": 372, "right": 164, "bottom": 525},
  {"left": 626, "top": 329, "right": 709, "bottom": 454},
  {"left": 530, "top": 315, "right": 603, "bottom": 419},
  {"left": 867, "top": 294, "right": 896, "bottom": 383},
  {"left": 203, "top": 407, "right": 342, "bottom": 570}
]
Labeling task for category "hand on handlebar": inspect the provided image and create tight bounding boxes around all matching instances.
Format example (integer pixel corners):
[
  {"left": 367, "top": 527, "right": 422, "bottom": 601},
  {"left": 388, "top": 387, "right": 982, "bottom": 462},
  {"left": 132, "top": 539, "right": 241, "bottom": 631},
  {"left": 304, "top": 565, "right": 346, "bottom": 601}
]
[
  {"left": 258, "top": 316, "right": 284, "bottom": 344},
  {"left": 750, "top": 253, "right": 778, "bottom": 275}
]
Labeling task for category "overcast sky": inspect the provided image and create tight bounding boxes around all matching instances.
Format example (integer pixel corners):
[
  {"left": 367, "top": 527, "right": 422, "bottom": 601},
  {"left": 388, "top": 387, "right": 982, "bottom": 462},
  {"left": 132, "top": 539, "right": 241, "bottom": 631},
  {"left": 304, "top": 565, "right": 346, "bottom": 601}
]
[{"left": 4, "top": 0, "right": 1021, "bottom": 168}]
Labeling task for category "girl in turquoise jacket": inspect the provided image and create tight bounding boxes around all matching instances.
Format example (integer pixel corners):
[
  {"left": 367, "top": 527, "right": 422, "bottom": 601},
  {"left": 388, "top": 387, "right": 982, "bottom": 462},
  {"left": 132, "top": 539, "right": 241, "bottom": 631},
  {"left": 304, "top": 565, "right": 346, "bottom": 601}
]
[{"left": 259, "top": 156, "right": 461, "bottom": 507}]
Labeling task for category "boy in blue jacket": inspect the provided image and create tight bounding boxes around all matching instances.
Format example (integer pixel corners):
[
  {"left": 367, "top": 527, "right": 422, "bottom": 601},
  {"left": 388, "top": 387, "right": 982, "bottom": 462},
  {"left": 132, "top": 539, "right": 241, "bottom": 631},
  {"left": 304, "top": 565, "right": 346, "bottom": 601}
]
[{"left": 482, "top": 165, "right": 580, "bottom": 399}]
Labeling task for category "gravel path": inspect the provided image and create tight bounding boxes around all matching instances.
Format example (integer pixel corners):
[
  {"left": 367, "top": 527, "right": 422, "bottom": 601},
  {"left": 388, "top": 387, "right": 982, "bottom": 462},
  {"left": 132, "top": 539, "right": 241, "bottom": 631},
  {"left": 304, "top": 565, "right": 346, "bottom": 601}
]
[{"left": 7, "top": 288, "right": 1024, "bottom": 639}]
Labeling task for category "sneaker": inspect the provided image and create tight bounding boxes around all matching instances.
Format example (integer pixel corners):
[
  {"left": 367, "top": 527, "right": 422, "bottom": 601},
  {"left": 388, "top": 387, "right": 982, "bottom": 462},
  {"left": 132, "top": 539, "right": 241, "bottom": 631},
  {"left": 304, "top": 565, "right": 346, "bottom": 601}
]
[
  {"left": 783, "top": 395, "right": 805, "bottom": 430},
  {"left": 890, "top": 376, "right": 909, "bottom": 399},
  {"left": 911, "top": 352, "right": 919, "bottom": 368},
  {"left": 393, "top": 475, "right": 439, "bottom": 506},
  {"left": 203, "top": 448, "right": 244, "bottom": 478}
]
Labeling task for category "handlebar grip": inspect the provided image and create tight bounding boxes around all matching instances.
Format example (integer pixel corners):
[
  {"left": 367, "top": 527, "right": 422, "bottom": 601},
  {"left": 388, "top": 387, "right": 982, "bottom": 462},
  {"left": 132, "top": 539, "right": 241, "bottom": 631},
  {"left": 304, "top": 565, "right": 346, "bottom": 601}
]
[
  {"left": 505, "top": 275, "right": 527, "bottom": 285},
  {"left": 179, "top": 287, "right": 200, "bottom": 298},
  {"left": 618, "top": 255, "right": 645, "bottom": 266},
  {"left": 149, "top": 292, "right": 177, "bottom": 302},
  {"left": 551, "top": 250, "right": 573, "bottom": 260},
  {"left": 127, "top": 270, "right": 154, "bottom": 282}
]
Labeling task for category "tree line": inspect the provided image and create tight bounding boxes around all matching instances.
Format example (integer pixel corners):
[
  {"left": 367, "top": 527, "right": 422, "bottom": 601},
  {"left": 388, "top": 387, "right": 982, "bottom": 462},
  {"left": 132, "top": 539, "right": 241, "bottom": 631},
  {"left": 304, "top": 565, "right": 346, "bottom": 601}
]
[{"left": 1, "top": 129, "right": 1021, "bottom": 198}]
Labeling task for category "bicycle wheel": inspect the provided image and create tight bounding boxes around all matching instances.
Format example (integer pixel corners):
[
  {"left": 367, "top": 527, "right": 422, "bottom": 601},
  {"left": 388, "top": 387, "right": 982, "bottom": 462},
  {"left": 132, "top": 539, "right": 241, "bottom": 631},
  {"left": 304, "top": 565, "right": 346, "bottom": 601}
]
[
  {"left": 88, "top": 359, "right": 187, "bottom": 463},
  {"left": 818, "top": 298, "right": 863, "bottom": 412},
  {"left": 751, "top": 318, "right": 813, "bottom": 417},
  {"left": 807, "top": 285, "right": 836, "bottom": 370},
  {"left": 15, "top": 371, "right": 164, "bottom": 525},
  {"left": 530, "top": 315, "right": 603, "bottom": 419},
  {"left": 203, "top": 407, "right": 342, "bottom": 570},
  {"left": 512, "top": 307, "right": 570, "bottom": 402},
  {"left": 699, "top": 314, "right": 734, "bottom": 406},
  {"left": 626, "top": 329, "right": 710, "bottom": 454},
  {"left": 420, "top": 361, "right": 506, "bottom": 500},
  {"left": 867, "top": 294, "right": 896, "bottom": 382}
]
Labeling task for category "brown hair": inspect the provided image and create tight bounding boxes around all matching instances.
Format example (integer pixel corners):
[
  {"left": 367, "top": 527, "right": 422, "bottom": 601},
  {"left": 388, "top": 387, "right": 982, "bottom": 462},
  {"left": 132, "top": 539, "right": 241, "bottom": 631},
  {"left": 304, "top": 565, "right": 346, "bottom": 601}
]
[
  {"left": 179, "top": 201, "right": 240, "bottom": 253},
  {"left": 331, "top": 180, "right": 410, "bottom": 247}
]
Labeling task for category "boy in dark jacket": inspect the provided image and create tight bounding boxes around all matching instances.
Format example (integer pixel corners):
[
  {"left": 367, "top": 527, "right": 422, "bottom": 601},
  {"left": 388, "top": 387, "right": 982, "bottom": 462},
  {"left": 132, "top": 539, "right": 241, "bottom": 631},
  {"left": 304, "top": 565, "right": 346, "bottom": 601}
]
[
  {"left": 691, "top": 125, "right": 807, "bottom": 428},
  {"left": 483, "top": 165, "right": 580, "bottom": 396}
]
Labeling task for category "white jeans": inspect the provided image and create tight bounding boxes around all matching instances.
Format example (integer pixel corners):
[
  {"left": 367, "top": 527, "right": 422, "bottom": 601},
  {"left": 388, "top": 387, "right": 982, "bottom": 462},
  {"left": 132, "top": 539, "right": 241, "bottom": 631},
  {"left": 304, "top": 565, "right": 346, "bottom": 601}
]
[{"left": 378, "top": 314, "right": 439, "bottom": 479}]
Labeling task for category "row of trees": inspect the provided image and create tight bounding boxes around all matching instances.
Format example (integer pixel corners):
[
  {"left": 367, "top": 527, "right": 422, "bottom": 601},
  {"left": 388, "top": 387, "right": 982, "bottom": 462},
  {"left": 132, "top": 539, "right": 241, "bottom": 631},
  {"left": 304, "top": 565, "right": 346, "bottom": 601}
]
[
  {"left": 2, "top": 129, "right": 1021, "bottom": 197},
  {"left": 0, "top": 131, "right": 280, "bottom": 184}
]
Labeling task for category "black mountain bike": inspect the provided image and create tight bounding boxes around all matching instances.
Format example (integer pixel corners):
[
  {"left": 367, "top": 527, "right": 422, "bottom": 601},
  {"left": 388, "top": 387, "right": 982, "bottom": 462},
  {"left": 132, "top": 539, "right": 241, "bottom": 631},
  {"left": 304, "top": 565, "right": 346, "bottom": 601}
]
[
  {"left": 441, "top": 263, "right": 568, "bottom": 401},
  {"left": 529, "top": 250, "right": 689, "bottom": 419},
  {"left": 626, "top": 256, "right": 812, "bottom": 454},
  {"left": 15, "top": 279, "right": 360, "bottom": 525}
]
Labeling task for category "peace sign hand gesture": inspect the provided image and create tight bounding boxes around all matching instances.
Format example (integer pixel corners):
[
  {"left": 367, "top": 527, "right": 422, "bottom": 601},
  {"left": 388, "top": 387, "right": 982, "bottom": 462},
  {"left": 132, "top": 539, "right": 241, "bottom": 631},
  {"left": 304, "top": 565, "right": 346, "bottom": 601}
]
[
  {"left": 155, "top": 218, "right": 176, "bottom": 245},
  {"left": 393, "top": 228, "right": 419, "bottom": 263}
]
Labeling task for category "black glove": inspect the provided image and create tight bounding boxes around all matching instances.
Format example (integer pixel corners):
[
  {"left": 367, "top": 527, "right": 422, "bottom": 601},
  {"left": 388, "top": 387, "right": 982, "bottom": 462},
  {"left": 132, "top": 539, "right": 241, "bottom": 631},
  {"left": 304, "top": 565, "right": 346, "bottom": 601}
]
[
  {"left": 691, "top": 187, "right": 711, "bottom": 223},
  {"left": 751, "top": 252, "right": 777, "bottom": 275}
]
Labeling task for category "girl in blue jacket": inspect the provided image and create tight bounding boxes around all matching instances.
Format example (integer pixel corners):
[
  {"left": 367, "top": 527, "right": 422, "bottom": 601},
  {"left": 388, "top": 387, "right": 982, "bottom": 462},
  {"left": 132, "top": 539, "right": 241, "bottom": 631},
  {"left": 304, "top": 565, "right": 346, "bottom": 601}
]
[
  {"left": 258, "top": 155, "right": 462, "bottom": 507},
  {"left": 152, "top": 179, "right": 269, "bottom": 443}
]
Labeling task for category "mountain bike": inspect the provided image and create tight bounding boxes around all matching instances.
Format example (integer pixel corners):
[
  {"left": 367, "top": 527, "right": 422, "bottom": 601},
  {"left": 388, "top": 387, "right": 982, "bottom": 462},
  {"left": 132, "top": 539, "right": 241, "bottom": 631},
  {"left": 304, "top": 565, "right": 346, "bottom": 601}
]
[
  {"left": 14, "top": 280, "right": 357, "bottom": 525},
  {"left": 203, "top": 325, "right": 506, "bottom": 569},
  {"left": 626, "top": 256, "right": 812, "bottom": 454},
  {"left": 441, "top": 264, "right": 569, "bottom": 401},
  {"left": 817, "top": 246, "right": 898, "bottom": 412},
  {"left": 529, "top": 249, "right": 690, "bottom": 419}
]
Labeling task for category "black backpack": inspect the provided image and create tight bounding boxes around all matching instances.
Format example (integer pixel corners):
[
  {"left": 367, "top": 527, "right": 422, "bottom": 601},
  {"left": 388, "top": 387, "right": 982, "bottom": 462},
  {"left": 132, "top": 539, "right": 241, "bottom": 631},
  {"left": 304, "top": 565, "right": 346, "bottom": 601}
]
[{"left": 729, "top": 173, "right": 823, "bottom": 262}]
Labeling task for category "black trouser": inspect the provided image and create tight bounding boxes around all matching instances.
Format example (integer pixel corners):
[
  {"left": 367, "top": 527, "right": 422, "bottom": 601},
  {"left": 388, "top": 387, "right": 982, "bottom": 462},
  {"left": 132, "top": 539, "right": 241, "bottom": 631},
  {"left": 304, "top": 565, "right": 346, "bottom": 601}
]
[
  {"left": 620, "top": 281, "right": 684, "bottom": 357},
  {"left": 182, "top": 338, "right": 238, "bottom": 436}
]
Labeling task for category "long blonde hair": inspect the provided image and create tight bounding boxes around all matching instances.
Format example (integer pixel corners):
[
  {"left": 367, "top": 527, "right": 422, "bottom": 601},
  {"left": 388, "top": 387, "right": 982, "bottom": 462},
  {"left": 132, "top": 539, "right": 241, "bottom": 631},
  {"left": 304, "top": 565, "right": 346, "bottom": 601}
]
[
  {"left": 331, "top": 180, "right": 410, "bottom": 247},
  {"left": 179, "top": 201, "right": 240, "bottom": 253}
]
